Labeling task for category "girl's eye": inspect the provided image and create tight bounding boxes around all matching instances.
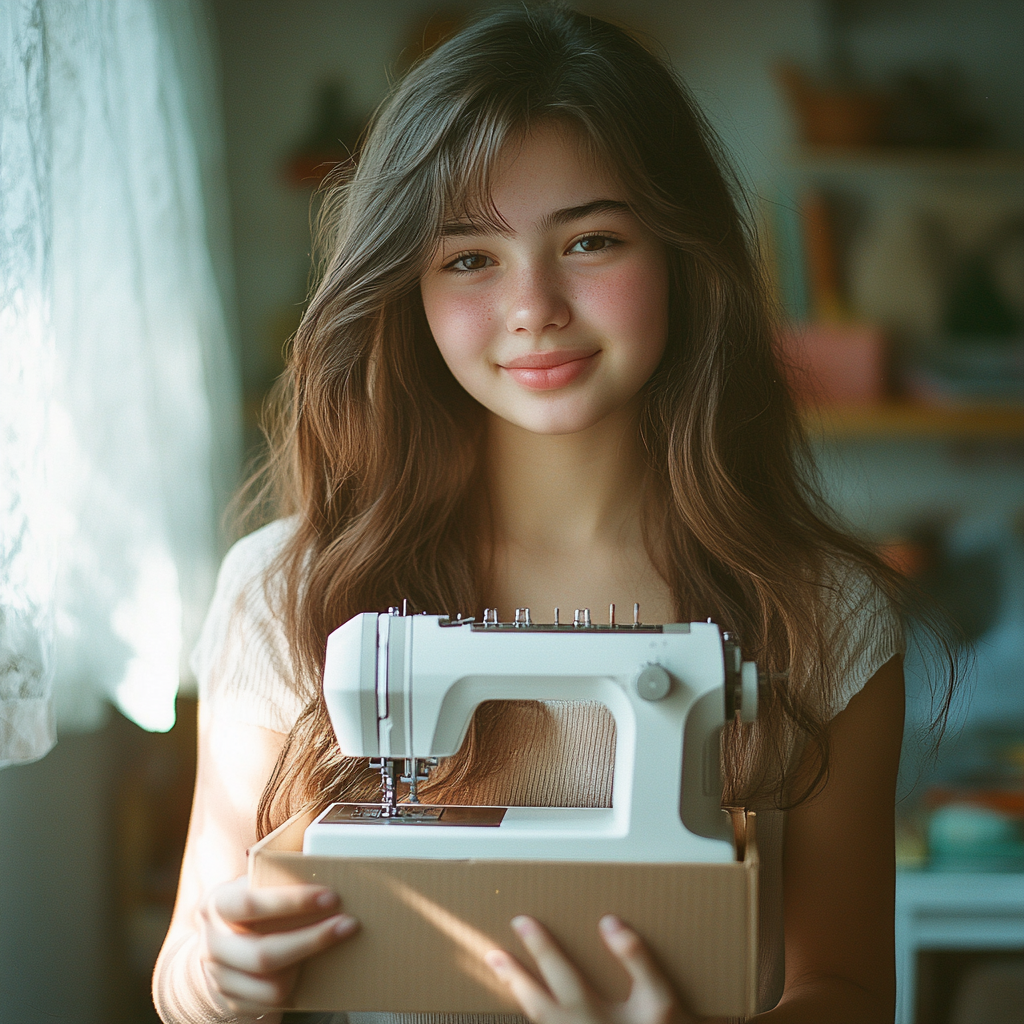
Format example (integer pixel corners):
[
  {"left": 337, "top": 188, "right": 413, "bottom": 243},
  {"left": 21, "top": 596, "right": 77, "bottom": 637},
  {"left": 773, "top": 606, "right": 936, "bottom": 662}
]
[
  {"left": 569, "top": 234, "right": 617, "bottom": 254},
  {"left": 444, "top": 252, "right": 493, "bottom": 272}
]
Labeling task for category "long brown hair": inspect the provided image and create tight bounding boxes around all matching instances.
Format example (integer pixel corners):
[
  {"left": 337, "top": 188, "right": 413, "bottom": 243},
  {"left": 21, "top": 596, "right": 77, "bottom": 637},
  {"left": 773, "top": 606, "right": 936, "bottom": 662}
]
[{"left": 248, "top": 4, "right": 955, "bottom": 837}]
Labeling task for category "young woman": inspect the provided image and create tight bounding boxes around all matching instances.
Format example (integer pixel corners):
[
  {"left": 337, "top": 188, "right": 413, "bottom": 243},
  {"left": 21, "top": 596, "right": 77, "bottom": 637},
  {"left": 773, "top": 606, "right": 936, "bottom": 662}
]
[{"left": 154, "top": 6, "right": 952, "bottom": 1023}]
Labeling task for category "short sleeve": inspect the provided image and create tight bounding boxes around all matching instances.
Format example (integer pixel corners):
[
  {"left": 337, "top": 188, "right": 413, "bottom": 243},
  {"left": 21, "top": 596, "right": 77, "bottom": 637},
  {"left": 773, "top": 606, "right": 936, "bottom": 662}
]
[
  {"left": 190, "top": 519, "right": 306, "bottom": 735},
  {"left": 823, "top": 562, "right": 906, "bottom": 718}
]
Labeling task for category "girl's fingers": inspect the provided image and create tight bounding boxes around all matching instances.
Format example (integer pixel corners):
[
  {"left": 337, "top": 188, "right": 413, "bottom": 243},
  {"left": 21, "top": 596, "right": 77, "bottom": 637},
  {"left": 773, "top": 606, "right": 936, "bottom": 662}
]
[
  {"left": 213, "top": 876, "right": 339, "bottom": 927},
  {"left": 510, "top": 915, "right": 591, "bottom": 1007},
  {"left": 485, "top": 948, "right": 559, "bottom": 1021},
  {"left": 205, "top": 912, "right": 358, "bottom": 976},
  {"left": 599, "top": 917, "right": 680, "bottom": 1016},
  {"left": 203, "top": 959, "right": 297, "bottom": 1012}
]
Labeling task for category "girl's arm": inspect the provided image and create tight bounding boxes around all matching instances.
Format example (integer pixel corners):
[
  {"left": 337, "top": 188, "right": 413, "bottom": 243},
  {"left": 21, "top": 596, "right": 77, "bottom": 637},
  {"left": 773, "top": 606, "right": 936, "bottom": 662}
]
[
  {"left": 763, "top": 652, "right": 905, "bottom": 1022},
  {"left": 152, "top": 703, "right": 357, "bottom": 1023},
  {"left": 486, "top": 655, "right": 905, "bottom": 1024}
]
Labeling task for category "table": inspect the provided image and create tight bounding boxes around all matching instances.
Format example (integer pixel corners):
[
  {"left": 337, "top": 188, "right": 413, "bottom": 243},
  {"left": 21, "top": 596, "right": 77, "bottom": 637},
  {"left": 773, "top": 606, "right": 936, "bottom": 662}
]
[{"left": 895, "top": 872, "right": 1024, "bottom": 1023}]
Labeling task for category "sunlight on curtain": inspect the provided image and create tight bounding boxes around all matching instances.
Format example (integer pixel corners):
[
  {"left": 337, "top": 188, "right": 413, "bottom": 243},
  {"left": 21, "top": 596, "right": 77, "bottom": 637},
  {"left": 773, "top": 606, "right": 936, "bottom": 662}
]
[
  {"left": 0, "top": 0, "right": 240, "bottom": 764},
  {"left": 0, "top": 1, "right": 56, "bottom": 766}
]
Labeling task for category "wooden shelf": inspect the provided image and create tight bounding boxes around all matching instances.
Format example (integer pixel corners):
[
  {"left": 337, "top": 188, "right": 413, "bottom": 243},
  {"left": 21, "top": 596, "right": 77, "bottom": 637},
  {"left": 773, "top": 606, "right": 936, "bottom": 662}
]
[
  {"left": 792, "top": 146, "right": 1024, "bottom": 176},
  {"left": 802, "top": 402, "right": 1024, "bottom": 440}
]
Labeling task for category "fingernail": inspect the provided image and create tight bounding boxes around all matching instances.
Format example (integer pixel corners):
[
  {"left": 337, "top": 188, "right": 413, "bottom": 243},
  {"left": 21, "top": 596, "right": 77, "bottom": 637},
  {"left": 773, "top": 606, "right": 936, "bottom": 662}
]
[
  {"left": 333, "top": 914, "right": 358, "bottom": 936},
  {"left": 511, "top": 915, "right": 536, "bottom": 936},
  {"left": 317, "top": 891, "right": 339, "bottom": 909},
  {"left": 599, "top": 914, "right": 623, "bottom": 933}
]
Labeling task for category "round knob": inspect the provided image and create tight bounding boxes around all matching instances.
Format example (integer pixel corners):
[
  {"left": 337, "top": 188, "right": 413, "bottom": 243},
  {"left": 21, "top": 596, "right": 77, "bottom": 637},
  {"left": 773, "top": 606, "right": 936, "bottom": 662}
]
[{"left": 634, "top": 664, "right": 672, "bottom": 701}]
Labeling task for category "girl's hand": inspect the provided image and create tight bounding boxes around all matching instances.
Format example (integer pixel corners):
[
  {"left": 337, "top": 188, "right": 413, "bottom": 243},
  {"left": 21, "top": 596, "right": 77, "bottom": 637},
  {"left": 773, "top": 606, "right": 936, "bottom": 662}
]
[
  {"left": 198, "top": 874, "right": 358, "bottom": 1015},
  {"left": 485, "top": 914, "right": 710, "bottom": 1024}
]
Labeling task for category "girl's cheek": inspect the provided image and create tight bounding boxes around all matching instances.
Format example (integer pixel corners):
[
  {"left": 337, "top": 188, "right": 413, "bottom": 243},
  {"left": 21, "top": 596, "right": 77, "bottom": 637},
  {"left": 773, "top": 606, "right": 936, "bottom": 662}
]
[
  {"left": 581, "top": 257, "right": 669, "bottom": 351},
  {"left": 422, "top": 287, "right": 498, "bottom": 377},
  {"left": 424, "top": 285, "right": 493, "bottom": 341}
]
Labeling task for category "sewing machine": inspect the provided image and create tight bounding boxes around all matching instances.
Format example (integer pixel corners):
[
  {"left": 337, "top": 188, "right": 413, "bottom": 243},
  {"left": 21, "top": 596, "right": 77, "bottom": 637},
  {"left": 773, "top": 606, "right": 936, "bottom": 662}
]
[{"left": 303, "top": 605, "right": 761, "bottom": 864}]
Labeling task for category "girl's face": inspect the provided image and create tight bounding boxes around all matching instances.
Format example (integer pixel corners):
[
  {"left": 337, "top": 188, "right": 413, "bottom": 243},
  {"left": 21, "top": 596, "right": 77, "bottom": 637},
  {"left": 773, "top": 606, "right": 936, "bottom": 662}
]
[{"left": 420, "top": 126, "right": 669, "bottom": 436}]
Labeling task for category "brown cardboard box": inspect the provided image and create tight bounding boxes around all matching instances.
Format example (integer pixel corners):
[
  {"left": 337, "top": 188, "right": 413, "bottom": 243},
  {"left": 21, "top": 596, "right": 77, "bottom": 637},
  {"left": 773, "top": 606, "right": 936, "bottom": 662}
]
[{"left": 249, "top": 811, "right": 759, "bottom": 1018}]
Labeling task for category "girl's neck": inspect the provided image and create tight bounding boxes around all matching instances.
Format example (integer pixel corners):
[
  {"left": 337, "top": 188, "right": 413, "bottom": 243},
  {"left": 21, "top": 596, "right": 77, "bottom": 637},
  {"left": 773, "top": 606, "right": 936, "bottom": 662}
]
[{"left": 484, "top": 404, "right": 647, "bottom": 555}]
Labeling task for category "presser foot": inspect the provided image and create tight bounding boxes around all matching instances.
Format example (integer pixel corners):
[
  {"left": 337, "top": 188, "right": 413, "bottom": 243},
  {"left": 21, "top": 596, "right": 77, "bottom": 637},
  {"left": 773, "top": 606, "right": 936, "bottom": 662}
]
[
  {"left": 369, "top": 757, "right": 400, "bottom": 816},
  {"left": 370, "top": 757, "right": 439, "bottom": 813}
]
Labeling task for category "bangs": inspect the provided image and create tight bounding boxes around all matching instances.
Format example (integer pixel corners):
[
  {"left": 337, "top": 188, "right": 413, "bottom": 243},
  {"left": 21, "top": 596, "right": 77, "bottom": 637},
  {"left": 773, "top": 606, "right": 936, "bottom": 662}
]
[
  {"left": 432, "top": 107, "right": 607, "bottom": 238},
  {"left": 436, "top": 109, "right": 524, "bottom": 234}
]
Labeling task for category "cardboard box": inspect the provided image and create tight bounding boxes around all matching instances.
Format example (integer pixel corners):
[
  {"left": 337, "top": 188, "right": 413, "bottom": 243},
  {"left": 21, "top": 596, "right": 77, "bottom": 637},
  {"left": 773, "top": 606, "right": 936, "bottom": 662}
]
[{"left": 249, "top": 810, "right": 759, "bottom": 1018}]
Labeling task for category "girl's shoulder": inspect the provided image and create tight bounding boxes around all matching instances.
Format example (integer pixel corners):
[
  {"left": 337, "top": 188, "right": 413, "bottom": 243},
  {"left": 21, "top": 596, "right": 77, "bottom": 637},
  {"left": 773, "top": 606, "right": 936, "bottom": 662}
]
[
  {"left": 816, "top": 557, "right": 906, "bottom": 717},
  {"left": 190, "top": 517, "right": 305, "bottom": 733},
  {"left": 212, "top": 517, "right": 297, "bottom": 597}
]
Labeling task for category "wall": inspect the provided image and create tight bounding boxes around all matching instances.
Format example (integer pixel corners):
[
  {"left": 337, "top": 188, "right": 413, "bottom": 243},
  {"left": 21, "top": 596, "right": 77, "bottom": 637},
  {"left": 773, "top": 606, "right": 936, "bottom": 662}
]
[{"left": 0, "top": 730, "right": 115, "bottom": 1022}]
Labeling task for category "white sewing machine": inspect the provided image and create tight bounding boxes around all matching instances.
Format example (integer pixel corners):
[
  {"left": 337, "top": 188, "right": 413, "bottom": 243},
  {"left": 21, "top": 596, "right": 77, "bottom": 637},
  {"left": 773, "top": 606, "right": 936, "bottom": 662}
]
[{"left": 303, "top": 606, "right": 760, "bottom": 864}]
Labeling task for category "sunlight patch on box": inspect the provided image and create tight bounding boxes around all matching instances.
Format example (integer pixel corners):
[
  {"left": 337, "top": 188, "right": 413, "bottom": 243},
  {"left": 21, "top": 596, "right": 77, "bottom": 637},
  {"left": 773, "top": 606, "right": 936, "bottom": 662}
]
[{"left": 379, "top": 874, "right": 509, "bottom": 996}]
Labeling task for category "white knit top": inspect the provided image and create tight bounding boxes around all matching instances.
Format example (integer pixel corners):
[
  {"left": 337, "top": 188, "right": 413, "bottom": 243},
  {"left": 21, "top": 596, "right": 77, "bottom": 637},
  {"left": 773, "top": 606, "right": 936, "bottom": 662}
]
[{"left": 185, "top": 519, "right": 904, "bottom": 1022}]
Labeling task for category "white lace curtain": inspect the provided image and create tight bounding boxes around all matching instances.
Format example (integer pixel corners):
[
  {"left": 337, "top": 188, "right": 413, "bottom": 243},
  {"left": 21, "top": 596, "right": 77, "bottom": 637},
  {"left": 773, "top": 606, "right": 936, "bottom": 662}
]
[{"left": 0, "top": 0, "right": 240, "bottom": 765}]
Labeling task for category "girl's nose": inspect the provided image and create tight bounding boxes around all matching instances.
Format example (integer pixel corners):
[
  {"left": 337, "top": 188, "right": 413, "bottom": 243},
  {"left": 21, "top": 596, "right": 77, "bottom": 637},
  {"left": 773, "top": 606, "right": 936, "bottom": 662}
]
[{"left": 504, "top": 265, "right": 571, "bottom": 335}]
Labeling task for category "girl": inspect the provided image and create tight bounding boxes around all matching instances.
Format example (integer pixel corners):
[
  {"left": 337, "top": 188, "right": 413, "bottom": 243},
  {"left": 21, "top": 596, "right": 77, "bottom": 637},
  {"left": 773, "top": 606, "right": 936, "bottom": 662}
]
[{"left": 154, "top": 6, "right": 952, "bottom": 1023}]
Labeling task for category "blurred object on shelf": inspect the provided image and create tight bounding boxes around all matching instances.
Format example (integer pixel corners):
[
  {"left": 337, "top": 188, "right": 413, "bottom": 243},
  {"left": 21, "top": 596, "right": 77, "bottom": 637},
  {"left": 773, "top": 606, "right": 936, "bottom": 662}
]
[
  {"left": 904, "top": 340, "right": 1024, "bottom": 406},
  {"left": 991, "top": 221, "right": 1024, "bottom": 320},
  {"left": 927, "top": 785, "right": 1024, "bottom": 818},
  {"left": 782, "top": 110, "right": 1023, "bottom": 385},
  {"left": 900, "top": 211, "right": 1024, "bottom": 404},
  {"left": 777, "top": 64, "right": 890, "bottom": 147},
  {"left": 876, "top": 538, "right": 931, "bottom": 578},
  {"left": 847, "top": 205, "right": 944, "bottom": 341},
  {"left": 915, "top": 519, "right": 1003, "bottom": 645},
  {"left": 943, "top": 256, "right": 1024, "bottom": 340},
  {"left": 927, "top": 804, "right": 1023, "bottom": 873},
  {"left": 922, "top": 211, "right": 1024, "bottom": 343},
  {"left": 801, "top": 189, "right": 849, "bottom": 321},
  {"left": 777, "top": 321, "right": 888, "bottom": 406},
  {"left": 883, "top": 66, "right": 991, "bottom": 150},
  {"left": 894, "top": 811, "right": 928, "bottom": 869},
  {"left": 778, "top": 56, "right": 992, "bottom": 152},
  {"left": 282, "top": 80, "right": 361, "bottom": 187},
  {"left": 916, "top": 725, "right": 1024, "bottom": 873}
]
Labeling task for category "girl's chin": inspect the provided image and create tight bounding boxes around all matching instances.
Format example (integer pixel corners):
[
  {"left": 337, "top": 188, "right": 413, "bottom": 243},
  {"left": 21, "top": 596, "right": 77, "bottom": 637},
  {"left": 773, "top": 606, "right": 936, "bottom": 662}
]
[{"left": 485, "top": 402, "right": 624, "bottom": 438}]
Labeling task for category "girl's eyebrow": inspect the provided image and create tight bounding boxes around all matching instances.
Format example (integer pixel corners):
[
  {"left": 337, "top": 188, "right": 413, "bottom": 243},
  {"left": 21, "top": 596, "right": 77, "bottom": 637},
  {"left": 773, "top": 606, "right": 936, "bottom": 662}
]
[{"left": 440, "top": 199, "right": 631, "bottom": 238}]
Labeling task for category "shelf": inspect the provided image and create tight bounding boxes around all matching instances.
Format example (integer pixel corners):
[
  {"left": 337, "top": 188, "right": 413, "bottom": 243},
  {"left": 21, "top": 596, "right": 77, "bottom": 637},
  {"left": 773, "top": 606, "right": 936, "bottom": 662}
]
[
  {"left": 801, "top": 401, "right": 1024, "bottom": 440},
  {"left": 791, "top": 146, "right": 1024, "bottom": 176}
]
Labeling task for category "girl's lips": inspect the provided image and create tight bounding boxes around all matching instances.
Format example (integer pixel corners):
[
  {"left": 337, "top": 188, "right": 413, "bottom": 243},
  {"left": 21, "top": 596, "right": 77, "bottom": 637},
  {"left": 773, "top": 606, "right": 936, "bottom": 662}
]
[{"left": 500, "top": 350, "right": 599, "bottom": 391}]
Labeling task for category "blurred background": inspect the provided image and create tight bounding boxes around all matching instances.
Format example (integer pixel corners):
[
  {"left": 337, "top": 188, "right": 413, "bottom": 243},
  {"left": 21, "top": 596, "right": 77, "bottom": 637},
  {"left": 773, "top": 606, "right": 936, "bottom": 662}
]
[{"left": 0, "top": 1, "right": 1021, "bottom": 1022}]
